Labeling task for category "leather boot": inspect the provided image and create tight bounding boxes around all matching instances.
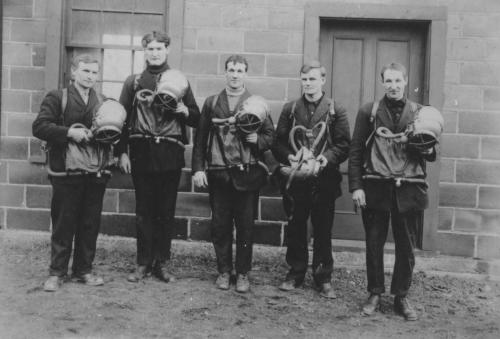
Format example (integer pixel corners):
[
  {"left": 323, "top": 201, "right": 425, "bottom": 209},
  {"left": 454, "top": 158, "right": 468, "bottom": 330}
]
[
  {"left": 362, "top": 294, "right": 380, "bottom": 316},
  {"left": 394, "top": 296, "right": 418, "bottom": 321}
]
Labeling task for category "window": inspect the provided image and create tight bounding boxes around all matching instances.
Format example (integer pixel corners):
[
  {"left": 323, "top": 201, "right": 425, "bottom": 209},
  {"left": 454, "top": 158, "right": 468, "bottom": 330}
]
[{"left": 64, "top": 0, "right": 168, "bottom": 99}]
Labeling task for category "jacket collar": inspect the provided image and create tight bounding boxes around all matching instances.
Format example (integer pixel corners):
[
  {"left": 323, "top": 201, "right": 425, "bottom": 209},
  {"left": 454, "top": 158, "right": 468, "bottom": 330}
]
[
  {"left": 377, "top": 96, "right": 415, "bottom": 132},
  {"left": 213, "top": 88, "right": 251, "bottom": 118},
  {"left": 68, "top": 84, "right": 98, "bottom": 108},
  {"left": 294, "top": 93, "right": 332, "bottom": 127}
]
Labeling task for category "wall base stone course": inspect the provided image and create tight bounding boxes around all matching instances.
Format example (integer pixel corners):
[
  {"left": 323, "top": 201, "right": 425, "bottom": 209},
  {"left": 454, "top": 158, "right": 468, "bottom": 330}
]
[
  {"left": 7, "top": 208, "right": 51, "bottom": 232},
  {"left": 477, "top": 235, "right": 500, "bottom": 259},
  {"left": 435, "top": 232, "right": 475, "bottom": 257}
]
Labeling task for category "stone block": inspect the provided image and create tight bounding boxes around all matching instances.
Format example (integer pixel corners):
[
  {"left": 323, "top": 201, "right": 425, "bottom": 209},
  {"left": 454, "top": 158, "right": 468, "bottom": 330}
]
[
  {"left": 477, "top": 235, "right": 500, "bottom": 259},
  {"left": 0, "top": 209, "right": 5, "bottom": 228},
  {"left": 479, "top": 210, "right": 500, "bottom": 234},
  {"left": 2, "top": 67, "right": 9, "bottom": 89},
  {"left": 485, "top": 38, "right": 500, "bottom": 61},
  {"left": 32, "top": 45, "right": 46, "bottom": 67},
  {"left": 253, "top": 221, "right": 282, "bottom": 246},
  {"left": 107, "top": 171, "right": 134, "bottom": 189},
  {"left": 176, "top": 193, "right": 210, "bottom": 217},
  {"left": 439, "top": 183, "right": 477, "bottom": 208},
  {"left": 181, "top": 52, "right": 218, "bottom": 75},
  {"left": 441, "top": 134, "right": 479, "bottom": 159},
  {"left": 1, "top": 90, "right": 31, "bottom": 113},
  {"left": 459, "top": 112, "right": 500, "bottom": 136},
  {"left": 439, "top": 158, "right": 455, "bottom": 182},
  {"left": 443, "top": 85, "right": 482, "bottom": 110},
  {"left": 447, "top": 14, "right": 461, "bottom": 38},
  {"left": 454, "top": 209, "right": 480, "bottom": 232},
  {"left": 268, "top": 100, "right": 286, "bottom": 123},
  {"left": 244, "top": 31, "right": 288, "bottom": 53},
  {"left": 0, "top": 162, "right": 7, "bottom": 182},
  {"left": 11, "top": 20, "right": 46, "bottom": 43},
  {"left": 0, "top": 184, "right": 24, "bottom": 207},
  {"left": 185, "top": 2, "right": 222, "bottom": 27},
  {"left": 460, "top": 62, "right": 500, "bottom": 86},
  {"left": 11, "top": 68, "right": 45, "bottom": 90},
  {"left": 289, "top": 32, "right": 303, "bottom": 54},
  {"left": 190, "top": 218, "right": 211, "bottom": 242},
  {"left": 0, "top": 137, "right": 29, "bottom": 160},
  {"left": 269, "top": 7, "right": 304, "bottom": 31},
  {"left": 34, "top": 0, "right": 47, "bottom": 18},
  {"left": 100, "top": 214, "right": 135, "bottom": 237},
  {"left": 183, "top": 28, "right": 197, "bottom": 50},
  {"left": 3, "top": 21, "right": 11, "bottom": 41},
  {"left": 287, "top": 79, "right": 302, "bottom": 101},
  {"left": 445, "top": 61, "right": 460, "bottom": 84},
  {"left": 266, "top": 54, "right": 302, "bottom": 78},
  {"left": 479, "top": 186, "right": 500, "bottom": 209},
  {"left": 438, "top": 207, "right": 453, "bottom": 231},
  {"left": 173, "top": 218, "right": 188, "bottom": 240},
  {"left": 457, "top": 160, "right": 500, "bottom": 185},
  {"left": 197, "top": 29, "right": 243, "bottom": 51},
  {"left": 218, "top": 53, "right": 265, "bottom": 76},
  {"left": 435, "top": 232, "right": 475, "bottom": 257},
  {"left": 462, "top": 14, "right": 500, "bottom": 37},
  {"left": 481, "top": 137, "right": 500, "bottom": 160},
  {"left": 484, "top": 87, "right": 500, "bottom": 110},
  {"left": 245, "top": 78, "right": 287, "bottom": 101},
  {"left": 26, "top": 185, "right": 51, "bottom": 208},
  {"left": 7, "top": 208, "right": 51, "bottom": 232},
  {"left": 196, "top": 77, "right": 226, "bottom": 97},
  {"left": 442, "top": 110, "right": 457, "bottom": 133},
  {"left": 179, "top": 169, "right": 192, "bottom": 192},
  {"left": 221, "top": 6, "right": 268, "bottom": 29},
  {"left": 102, "top": 190, "right": 118, "bottom": 213},
  {"left": 118, "top": 190, "right": 135, "bottom": 214},
  {"left": 2, "top": 43, "right": 32, "bottom": 66},
  {"left": 447, "top": 38, "right": 486, "bottom": 61},
  {"left": 31, "top": 91, "right": 45, "bottom": 113},
  {"left": 4, "top": 0, "right": 33, "bottom": 18},
  {"left": 9, "top": 161, "right": 50, "bottom": 185},
  {"left": 260, "top": 197, "right": 287, "bottom": 221},
  {"left": 7, "top": 113, "right": 35, "bottom": 137}
]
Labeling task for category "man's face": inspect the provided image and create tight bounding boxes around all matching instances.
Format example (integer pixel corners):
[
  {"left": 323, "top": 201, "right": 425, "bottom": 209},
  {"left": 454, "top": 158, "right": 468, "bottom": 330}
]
[
  {"left": 72, "top": 61, "right": 99, "bottom": 89},
  {"left": 382, "top": 69, "right": 407, "bottom": 100},
  {"left": 144, "top": 40, "right": 169, "bottom": 66},
  {"left": 300, "top": 68, "right": 325, "bottom": 97},
  {"left": 225, "top": 62, "right": 247, "bottom": 90}
]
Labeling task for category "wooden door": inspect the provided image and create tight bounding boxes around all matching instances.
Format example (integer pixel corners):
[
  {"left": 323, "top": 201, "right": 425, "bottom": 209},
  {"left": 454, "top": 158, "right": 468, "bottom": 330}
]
[{"left": 319, "top": 20, "right": 428, "bottom": 241}]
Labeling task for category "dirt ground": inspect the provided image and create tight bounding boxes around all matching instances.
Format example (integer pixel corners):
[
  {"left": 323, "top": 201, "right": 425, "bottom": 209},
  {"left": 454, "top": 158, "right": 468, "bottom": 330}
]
[{"left": 1, "top": 231, "right": 499, "bottom": 339}]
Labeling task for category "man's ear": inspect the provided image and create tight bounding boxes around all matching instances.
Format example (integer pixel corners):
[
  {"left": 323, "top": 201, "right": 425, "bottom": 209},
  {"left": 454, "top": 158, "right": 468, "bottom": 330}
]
[{"left": 165, "top": 46, "right": 170, "bottom": 54}]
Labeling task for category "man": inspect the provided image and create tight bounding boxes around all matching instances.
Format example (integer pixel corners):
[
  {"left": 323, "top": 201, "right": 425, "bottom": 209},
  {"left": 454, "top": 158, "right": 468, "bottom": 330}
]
[
  {"left": 116, "top": 31, "right": 200, "bottom": 283},
  {"left": 191, "top": 55, "right": 274, "bottom": 293},
  {"left": 33, "top": 54, "right": 108, "bottom": 291},
  {"left": 348, "top": 62, "right": 437, "bottom": 321},
  {"left": 272, "top": 61, "right": 350, "bottom": 298}
]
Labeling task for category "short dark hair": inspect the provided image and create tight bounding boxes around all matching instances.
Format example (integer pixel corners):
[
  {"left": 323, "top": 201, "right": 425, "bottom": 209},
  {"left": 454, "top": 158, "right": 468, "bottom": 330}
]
[
  {"left": 71, "top": 54, "right": 99, "bottom": 70},
  {"left": 224, "top": 55, "right": 249, "bottom": 72},
  {"left": 380, "top": 62, "right": 408, "bottom": 81},
  {"left": 300, "top": 60, "right": 326, "bottom": 77},
  {"left": 141, "top": 31, "right": 171, "bottom": 48}
]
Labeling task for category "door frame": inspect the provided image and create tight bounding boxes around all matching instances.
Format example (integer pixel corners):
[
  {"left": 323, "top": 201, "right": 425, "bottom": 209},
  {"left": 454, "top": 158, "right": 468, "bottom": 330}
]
[{"left": 303, "top": 3, "right": 447, "bottom": 251}]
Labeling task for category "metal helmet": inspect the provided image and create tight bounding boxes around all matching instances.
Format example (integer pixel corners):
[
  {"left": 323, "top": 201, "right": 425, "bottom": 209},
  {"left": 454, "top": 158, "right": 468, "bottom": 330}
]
[
  {"left": 154, "top": 69, "right": 189, "bottom": 111},
  {"left": 92, "top": 99, "right": 127, "bottom": 144},
  {"left": 408, "top": 106, "right": 444, "bottom": 151},
  {"left": 235, "top": 95, "right": 269, "bottom": 134}
]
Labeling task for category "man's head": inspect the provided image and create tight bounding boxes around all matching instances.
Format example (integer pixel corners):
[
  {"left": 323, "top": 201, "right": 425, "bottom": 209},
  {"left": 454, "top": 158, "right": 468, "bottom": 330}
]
[
  {"left": 224, "top": 55, "right": 248, "bottom": 91},
  {"left": 71, "top": 54, "right": 99, "bottom": 90},
  {"left": 380, "top": 62, "right": 408, "bottom": 101},
  {"left": 142, "top": 31, "right": 170, "bottom": 66},
  {"left": 300, "top": 61, "right": 326, "bottom": 98}
]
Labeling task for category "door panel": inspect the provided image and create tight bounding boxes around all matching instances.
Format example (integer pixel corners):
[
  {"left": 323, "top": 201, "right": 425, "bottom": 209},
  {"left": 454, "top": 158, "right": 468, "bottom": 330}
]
[{"left": 320, "top": 20, "right": 428, "bottom": 241}]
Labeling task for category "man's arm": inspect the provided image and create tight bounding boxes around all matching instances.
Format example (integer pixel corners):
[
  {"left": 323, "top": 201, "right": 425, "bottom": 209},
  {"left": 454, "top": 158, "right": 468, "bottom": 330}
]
[
  {"left": 32, "top": 90, "right": 69, "bottom": 144},
  {"left": 271, "top": 102, "right": 294, "bottom": 165},
  {"left": 179, "top": 84, "right": 200, "bottom": 127},
  {"left": 191, "top": 96, "right": 213, "bottom": 174},
  {"left": 348, "top": 102, "right": 373, "bottom": 192},
  {"left": 114, "top": 75, "right": 136, "bottom": 157},
  {"left": 321, "top": 102, "right": 351, "bottom": 168}
]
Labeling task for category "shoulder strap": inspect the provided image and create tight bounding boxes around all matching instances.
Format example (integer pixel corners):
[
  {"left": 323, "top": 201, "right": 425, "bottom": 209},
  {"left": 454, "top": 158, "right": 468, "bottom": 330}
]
[
  {"left": 211, "top": 94, "right": 219, "bottom": 112},
  {"left": 60, "top": 88, "right": 68, "bottom": 125},
  {"left": 133, "top": 74, "right": 141, "bottom": 91},
  {"left": 289, "top": 100, "right": 298, "bottom": 127},
  {"left": 370, "top": 101, "right": 379, "bottom": 124}
]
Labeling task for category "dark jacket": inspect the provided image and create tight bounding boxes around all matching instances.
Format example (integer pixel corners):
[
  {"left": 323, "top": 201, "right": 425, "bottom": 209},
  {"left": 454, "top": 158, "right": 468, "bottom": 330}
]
[
  {"left": 272, "top": 94, "right": 351, "bottom": 198},
  {"left": 191, "top": 89, "right": 275, "bottom": 191},
  {"left": 348, "top": 97, "right": 436, "bottom": 212},
  {"left": 115, "top": 65, "right": 200, "bottom": 172},
  {"left": 32, "top": 85, "right": 101, "bottom": 173}
]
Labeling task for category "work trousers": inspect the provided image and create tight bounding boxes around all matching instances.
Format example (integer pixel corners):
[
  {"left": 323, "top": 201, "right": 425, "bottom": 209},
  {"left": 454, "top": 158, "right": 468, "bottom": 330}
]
[
  {"left": 132, "top": 170, "right": 181, "bottom": 267},
  {"left": 284, "top": 182, "right": 336, "bottom": 285},
  {"left": 362, "top": 206, "right": 422, "bottom": 296},
  {"left": 209, "top": 180, "right": 257, "bottom": 275},
  {"left": 49, "top": 175, "right": 107, "bottom": 277}
]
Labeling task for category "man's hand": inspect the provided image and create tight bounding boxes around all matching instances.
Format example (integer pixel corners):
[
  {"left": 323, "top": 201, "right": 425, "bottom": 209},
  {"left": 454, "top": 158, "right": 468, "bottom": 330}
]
[
  {"left": 175, "top": 102, "right": 189, "bottom": 118},
  {"left": 193, "top": 171, "right": 208, "bottom": 188},
  {"left": 67, "top": 127, "right": 92, "bottom": 143},
  {"left": 316, "top": 154, "right": 328, "bottom": 169},
  {"left": 245, "top": 132, "right": 258, "bottom": 144},
  {"left": 352, "top": 189, "right": 366, "bottom": 210},
  {"left": 119, "top": 153, "right": 131, "bottom": 174}
]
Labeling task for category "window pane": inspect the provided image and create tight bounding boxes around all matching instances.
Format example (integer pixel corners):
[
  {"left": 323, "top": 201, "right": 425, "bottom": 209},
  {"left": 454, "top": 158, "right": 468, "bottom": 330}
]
[
  {"left": 102, "top": 12, "right": 132, "bottom": 45},
  {"left": 133, "top": 50, "right": 145, "bottom": 74},
  {"left": 102, "top": 0, "right": 134, "bottom": 11},
  {"left": 103, "top": 49, "right": 132, "bottom": 81},
  {"left": 72, "top": 0, "right": 100, "bottom": 10},
  {"left": 70, "top": 10, "right": 100, "bottom": 45},
  {"left": 132, "top": 14, "right": 164, "bottom": 47},
  {"left": 102, "top": 82, "right": 123, "bottom": 100},
  {"left": 135, "top": 0, "right": 165, "bottom": 13}
]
